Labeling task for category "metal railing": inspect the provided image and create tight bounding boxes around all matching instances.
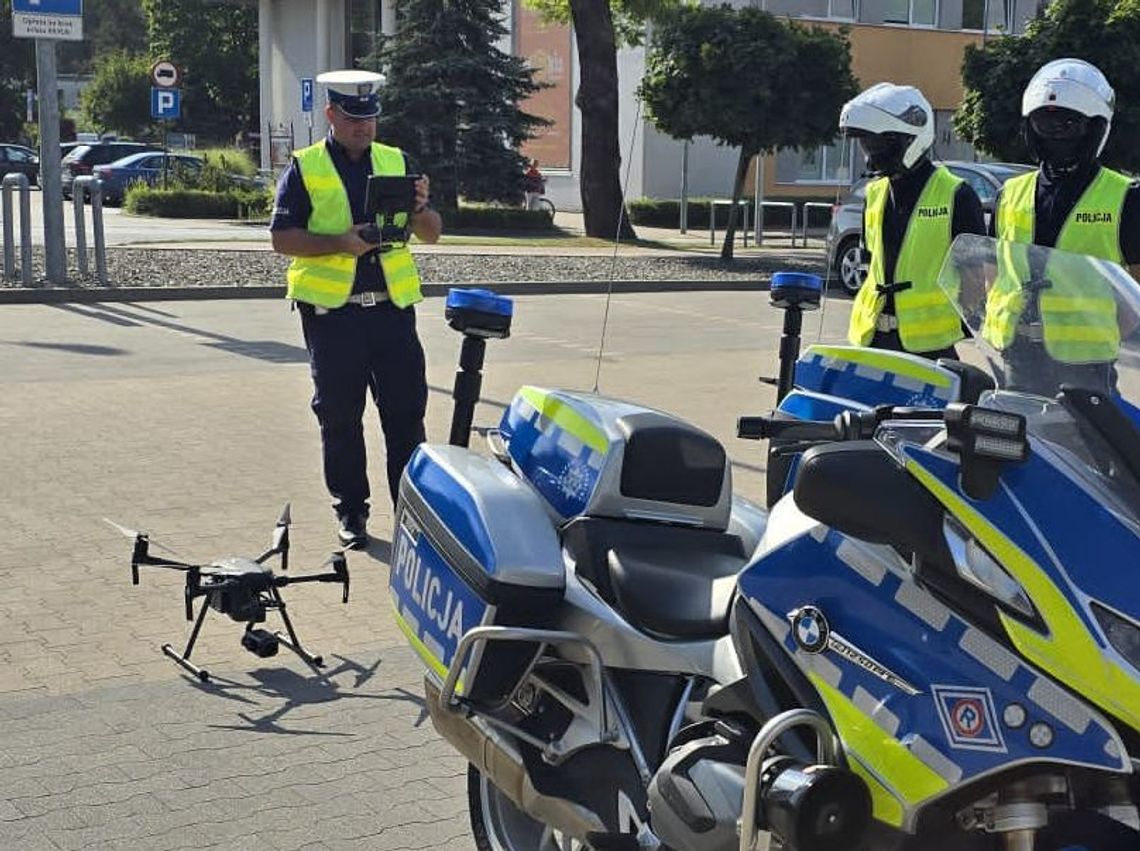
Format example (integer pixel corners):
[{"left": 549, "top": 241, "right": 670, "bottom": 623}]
[
  {"left": 754, "top": 200, "right": 797, "bottom": 247},
  {"left": 72, "top": 176, "right": 108, "bottom": 285},
  {"left": 709, "top": 198, "right": 751, "bottom": 247},
  {"left": 2, "top": 173, "right": 32, "bottom": 285},
  {"left": 798, "top": 201, "right": 835, "bottom": 248}
]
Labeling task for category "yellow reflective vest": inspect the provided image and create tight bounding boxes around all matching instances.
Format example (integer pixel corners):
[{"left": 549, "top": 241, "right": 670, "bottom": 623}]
[
  {"left": 984, "top": 168, "right": 1127, "bottom": 363},
  {"left": 286, "top": 141, "right": 423, "bottom": 309},
  {"left": 848, "top": 167, "right": 965, "bottom": 353}
]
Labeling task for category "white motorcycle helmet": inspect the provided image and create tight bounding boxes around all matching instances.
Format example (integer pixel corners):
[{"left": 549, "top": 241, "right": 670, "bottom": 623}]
[
  {"left": 1022, "top": 58, "right": 1114, "bottom": 171},
  {"left": 839, "top": 83, "right": 934, "bottom": 176}
]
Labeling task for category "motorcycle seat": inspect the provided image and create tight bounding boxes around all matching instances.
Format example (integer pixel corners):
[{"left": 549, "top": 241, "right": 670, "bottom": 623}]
[{"left": 563, "top": 517, "right": 749, "bottom": 640}]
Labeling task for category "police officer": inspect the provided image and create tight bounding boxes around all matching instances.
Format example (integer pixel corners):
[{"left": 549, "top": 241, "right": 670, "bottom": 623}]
[
  {"left": 986, "top": 59, "right": 1140, "bottom": 393},
  {"left": 841, "top": 83, "right": 987, "bottom": 360},
  {"left": 270, "top": 70, "right": 443, "bottom": 549},
  {"left": 992, "top": 59, "right": 1140, "bottom": 271}
]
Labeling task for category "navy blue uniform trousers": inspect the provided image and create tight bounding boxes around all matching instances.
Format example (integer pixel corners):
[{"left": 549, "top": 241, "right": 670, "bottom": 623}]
[{"left": 299, "top": 301, "right": 427, "bottom": 518}]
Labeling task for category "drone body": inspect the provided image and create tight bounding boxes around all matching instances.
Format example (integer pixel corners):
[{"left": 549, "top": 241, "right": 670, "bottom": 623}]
[{"left": 109, "top": 505, "right": 350, "bottom": 682}]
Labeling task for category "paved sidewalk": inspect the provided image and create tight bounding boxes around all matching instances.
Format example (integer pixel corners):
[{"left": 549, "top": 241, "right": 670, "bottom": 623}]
[{"left": 0, "top": 291, "right": 851, "bottom": 849}]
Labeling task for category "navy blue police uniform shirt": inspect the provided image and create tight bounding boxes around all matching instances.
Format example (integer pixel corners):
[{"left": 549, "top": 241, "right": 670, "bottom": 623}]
[
  {"left": 868, "top": 159, "right": 987, "bottom": 314},
  {"left": 987, "top": 164, "right": 1140, "bottom": 263},
  {"left": 269, "top": 134, "right": 417, "bottom": 294}
]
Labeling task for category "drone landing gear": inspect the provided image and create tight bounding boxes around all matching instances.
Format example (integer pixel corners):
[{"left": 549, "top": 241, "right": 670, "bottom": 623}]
[
  {"left": 162, "top": 594, "right": 212, "bottom": 680},
  {"left": 161, "top": 588, "right": 326, "bottom": 682},
  {"left": 270, "top": 587, "right": 324, "bottom": 669}
]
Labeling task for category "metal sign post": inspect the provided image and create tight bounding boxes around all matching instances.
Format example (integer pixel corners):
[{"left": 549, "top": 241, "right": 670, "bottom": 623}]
[
  {"left": 14, "top": 0, "right": 82, "bottom": 285},
  {"left": 301, "top": 77, "right": 314, "bottom": 145},
  {"left": 150, "top": 61, "right": 182, "bottom": 192}
]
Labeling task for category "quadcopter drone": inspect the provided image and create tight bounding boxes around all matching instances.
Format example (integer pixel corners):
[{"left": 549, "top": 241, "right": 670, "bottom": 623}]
[{"left": 107, "top": 505, "right": 350, "bottom": 682}]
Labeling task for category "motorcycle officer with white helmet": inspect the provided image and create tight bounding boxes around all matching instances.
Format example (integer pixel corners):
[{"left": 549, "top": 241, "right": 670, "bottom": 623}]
[
  {"left": 985, "top": 58, "right": 1140, "bottom": 394},
  {"left": 991, "top": 58, "right": 1140, "bottom": 276},
  {"left": 841, "top": 83, "right": 986, "bottom": 360}
]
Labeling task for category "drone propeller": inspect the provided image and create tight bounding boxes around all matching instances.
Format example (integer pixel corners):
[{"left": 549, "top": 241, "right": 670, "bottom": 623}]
[
  {"left": 104, "top": 518, "right": 194, "bottom": 584},
  {"left": 257, "top": 502, "right": 292, "bottom": 570}
]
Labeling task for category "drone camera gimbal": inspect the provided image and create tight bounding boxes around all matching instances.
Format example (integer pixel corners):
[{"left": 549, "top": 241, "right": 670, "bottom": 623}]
[{"left": 110, "top": 504, "right": 350, "bottom": 682}]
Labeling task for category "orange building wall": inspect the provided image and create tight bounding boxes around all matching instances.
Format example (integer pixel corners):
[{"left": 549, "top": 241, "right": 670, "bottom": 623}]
[{"left": 753, "top": 23, "right": 984, "bottom": 199}]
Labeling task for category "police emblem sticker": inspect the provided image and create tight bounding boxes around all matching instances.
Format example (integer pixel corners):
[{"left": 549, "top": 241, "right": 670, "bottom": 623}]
[
  {"left": 932, "top": 685, "right": 1007, "bottom": 753},
  {"left": 791, "top": 606, "right": 830, "bottom": 654}
]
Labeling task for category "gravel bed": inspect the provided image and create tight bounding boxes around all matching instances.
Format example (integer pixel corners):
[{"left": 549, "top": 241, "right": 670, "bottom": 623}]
[{"left": 0, "top": 247, "right": 825, "bottom": 290}]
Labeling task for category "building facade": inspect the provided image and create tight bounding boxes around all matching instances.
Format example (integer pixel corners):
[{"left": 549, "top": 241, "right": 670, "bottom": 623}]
[{"left": 257, "top": 0, "right": 1039, "bottom": 210}]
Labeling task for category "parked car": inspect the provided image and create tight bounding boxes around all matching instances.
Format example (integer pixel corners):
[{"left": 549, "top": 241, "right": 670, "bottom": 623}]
[
  {"left": 92, "top": 152, "right": 206, "bottom": 205},
  {"left": 0, "top": 144, "right": 40, "bottom": 186},
  {"left": 62, "top": 141, "right": 159, "bottom": 200},
  {"left": 824, "top": 160, "right": 1035, "bottom": 295}
]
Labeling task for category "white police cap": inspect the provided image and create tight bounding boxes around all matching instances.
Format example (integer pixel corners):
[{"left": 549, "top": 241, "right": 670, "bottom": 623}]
[{"left": 317, "top": 70, "right": 386, "bottom": 118}]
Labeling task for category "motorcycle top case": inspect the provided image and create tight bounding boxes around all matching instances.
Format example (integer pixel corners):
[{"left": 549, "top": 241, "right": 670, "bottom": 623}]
[
  {"left": 793, "top": 344, "right": 961, "bottom": 410},
  {"left": 499, "top": 386, "right": 733, "bottom": 528},
  {"left": 391, "top": 444, "right": 564, "bottom": 703}
]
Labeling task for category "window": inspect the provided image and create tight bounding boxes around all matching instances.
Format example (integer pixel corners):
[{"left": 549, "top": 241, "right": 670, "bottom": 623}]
[
  {"left": 961, "top": 0, "right": 1010, "bottom": 31},
  {"left": 884, "top": 0, "right": 938, "bottom": 25},
  {"left": 349, "top": 0, "right": 381, "bottom": 66},
  {"left": 828, "top": 0, "right": 858, "bottom": 18},
  {"left": 947, "top": 166, "right": 996, "bottom": 205},
  {"left": 776, "top": 139, "right": 858, "bottom": 185}
]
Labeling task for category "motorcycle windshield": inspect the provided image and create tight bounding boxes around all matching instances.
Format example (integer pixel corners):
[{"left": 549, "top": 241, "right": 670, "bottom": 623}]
[{"left": 935, "top": 234, "right": 1140, "bottom": 518}]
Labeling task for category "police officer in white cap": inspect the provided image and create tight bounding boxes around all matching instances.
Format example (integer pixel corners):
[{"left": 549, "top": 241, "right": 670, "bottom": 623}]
[{"left": 271, "top": 69, "right": 443, "bottom": 550}]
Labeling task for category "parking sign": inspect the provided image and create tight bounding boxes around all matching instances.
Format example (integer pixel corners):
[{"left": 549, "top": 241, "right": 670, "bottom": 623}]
[
  {"left": 151, "top": 87, "right": 181, "bottom": 120},
  {"left": 301, "top": 78, "right": 313, "bottom": 113}
]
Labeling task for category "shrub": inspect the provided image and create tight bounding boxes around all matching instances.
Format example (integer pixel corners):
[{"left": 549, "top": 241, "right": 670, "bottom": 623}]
[
  {"left": 124, "top": 185, "right": 272, "bottom": 219},
  {"left": 444, "top": 204, "right": 556, "bottom": 232}
]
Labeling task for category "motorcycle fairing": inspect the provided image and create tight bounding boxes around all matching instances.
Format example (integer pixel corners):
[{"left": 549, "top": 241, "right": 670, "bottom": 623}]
[
  {"left": 902, "top": 441, "right": 1140, "bottom": 736},
  {"left": 739, "top": 499, "right": 1128, "bottom": 832},
  {"left": 777, "top": 389, "right": 873, "bottom": 421},
  {"left": 793, "top": 344, "right": 960, "bottom": 410}
]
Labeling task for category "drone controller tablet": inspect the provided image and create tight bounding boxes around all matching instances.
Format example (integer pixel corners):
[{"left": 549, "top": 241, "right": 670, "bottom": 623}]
[{"left": 362, "top": 175, "right": 421, "bottom": 246}]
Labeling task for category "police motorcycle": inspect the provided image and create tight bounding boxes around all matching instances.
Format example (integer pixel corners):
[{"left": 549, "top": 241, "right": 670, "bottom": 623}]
[
  {"left": 390, "top": 235, "right": 1140, "bottom": 851},
  {"left": 651, "top": 234, "right": 1140, "bottom": 851}
]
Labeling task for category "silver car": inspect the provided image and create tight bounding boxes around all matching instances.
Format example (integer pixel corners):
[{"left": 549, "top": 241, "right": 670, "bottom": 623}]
[{"left": 824, "top": 161, "right": 1034, "bottom": 295}]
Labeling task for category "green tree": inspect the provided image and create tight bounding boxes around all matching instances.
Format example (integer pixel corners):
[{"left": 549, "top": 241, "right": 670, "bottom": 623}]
[
  {"left": 528, "top": 0, "right": 678, "bottom": 240},
  {"left": 59, "top": 0, "right": 147, "bottom": 75},
  {"left": 144, "top": 0, "right": 258, "bottom": 142},
  {"left": 955, "top": 0, "right": 1140, "bottom": 172},
  {"left": 366, "top": 0, "right": 548, "bottom": 211},
  {"left": 79, "top": 50, "right": 153, "bottom": 138},
  {"left": 0, "top": 0, "right": 36, "bottom": 139},
  {"left": 640, "top": 5, "right": 857, "bottom": 259}
]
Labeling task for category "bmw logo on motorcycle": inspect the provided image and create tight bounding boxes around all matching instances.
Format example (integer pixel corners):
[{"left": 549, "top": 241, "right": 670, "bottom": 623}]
[{"left": 792, "top": 605, "right": 830, "bottom": 654}]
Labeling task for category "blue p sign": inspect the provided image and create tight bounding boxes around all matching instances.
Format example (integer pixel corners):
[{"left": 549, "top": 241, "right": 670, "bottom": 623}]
[
  {"left": 151, "top": 87, "right": 180, "bottom": 120},
  {"left": 301, "top": 78, "right": 314, "bottom": 113}
]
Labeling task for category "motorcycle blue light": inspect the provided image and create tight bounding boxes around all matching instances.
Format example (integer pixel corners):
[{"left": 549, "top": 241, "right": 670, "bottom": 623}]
[
  {"left": 446, "top": 288, "right": 514, "bottom": 317},
  {"left": 770, "top": 272, "right": 823, "bottom": 311}
]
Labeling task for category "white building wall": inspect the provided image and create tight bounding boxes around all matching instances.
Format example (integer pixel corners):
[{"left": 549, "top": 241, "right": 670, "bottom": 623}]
[{"left": 259, "top": 0, "right": 347, "bottom": 171}]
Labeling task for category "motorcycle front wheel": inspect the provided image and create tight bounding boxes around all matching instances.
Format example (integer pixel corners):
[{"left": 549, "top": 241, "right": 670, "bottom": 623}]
[{"left": 468, "top": 765, "right": 592, "bottom": 851}]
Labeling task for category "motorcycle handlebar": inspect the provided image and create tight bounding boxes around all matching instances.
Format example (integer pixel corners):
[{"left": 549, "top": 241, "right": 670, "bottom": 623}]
[
  {"left": 737, "top": 416, "right": 844, "bottom": 442},
  {"left": 738, "top": 408, "right": 918, "bottom": 443}
]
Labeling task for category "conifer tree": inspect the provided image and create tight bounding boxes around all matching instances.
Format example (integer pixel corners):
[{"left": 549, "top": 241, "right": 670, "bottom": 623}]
[{"left": 365, "top": 0, "right": 548, "bottom": 211}]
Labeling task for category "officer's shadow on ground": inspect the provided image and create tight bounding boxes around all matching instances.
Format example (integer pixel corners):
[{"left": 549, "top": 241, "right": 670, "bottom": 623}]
[{"left": 192, "top": 650, "right": 428, "bottom": 735}]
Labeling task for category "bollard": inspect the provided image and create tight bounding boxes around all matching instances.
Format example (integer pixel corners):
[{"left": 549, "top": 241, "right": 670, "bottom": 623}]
[
  {"left": 2, "top": 173, "right": 33, "bottom": 285},
  {"left": 72, "top": 176, "right": 108, "bottom": 285}
]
